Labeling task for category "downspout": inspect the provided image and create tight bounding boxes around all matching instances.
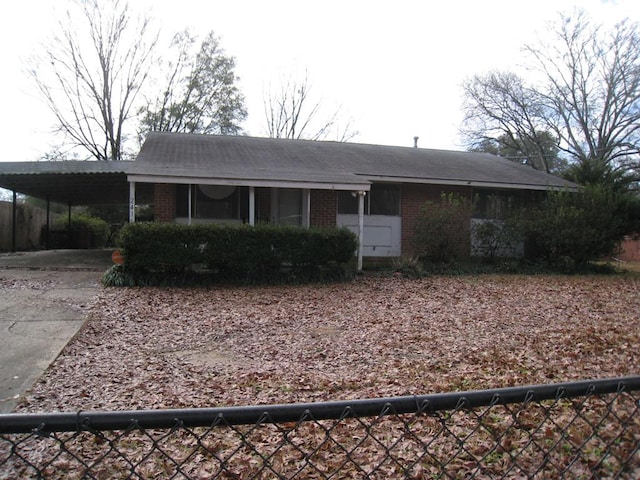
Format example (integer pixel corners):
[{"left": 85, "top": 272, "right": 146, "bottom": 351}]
[
  {"left": 11, "top": 190, "right": 17, "bottom": 252},
  {"left": 357, "top": 191, "right": 366, "bottom": 271}
]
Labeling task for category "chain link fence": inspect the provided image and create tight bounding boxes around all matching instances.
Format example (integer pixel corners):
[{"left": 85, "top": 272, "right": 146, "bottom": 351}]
[{"left": 1, "top": 376, "right": 639, "bottom": 479}]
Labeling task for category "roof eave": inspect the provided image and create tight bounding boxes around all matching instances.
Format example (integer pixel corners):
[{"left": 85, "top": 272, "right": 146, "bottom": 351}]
[
  {"left": 363, "top": 175, "right": 577, "bottom": 192},
  {"left": 127, "top": 174, "right": 371, "bottom": 191}
]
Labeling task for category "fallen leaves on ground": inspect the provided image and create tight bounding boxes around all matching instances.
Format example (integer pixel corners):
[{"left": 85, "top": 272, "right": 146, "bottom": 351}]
[
  {"left": 17, "top": 274, "right": 639, "bottom": 411},
  {"left": 6, "top": 274, "right": 640, "bottom": 478}
]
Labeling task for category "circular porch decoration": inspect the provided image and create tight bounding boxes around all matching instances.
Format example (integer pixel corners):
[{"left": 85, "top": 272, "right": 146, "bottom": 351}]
[{"left": 198, "top": 184, "right": 237, "bottom": 199}]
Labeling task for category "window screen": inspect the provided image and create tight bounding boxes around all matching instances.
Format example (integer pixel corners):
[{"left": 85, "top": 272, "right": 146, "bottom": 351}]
[
  {"left": 337, "top": 191, "right": 359, "bottom": 214},
  {"left": 369, "top": 184, "right": 400, "bottom": 215},
  {"left": 337, "top": 184, "right": 400, "bottom": 216},
  {"left": 175, "top": 185, "right": 248, "bottom": 220}
]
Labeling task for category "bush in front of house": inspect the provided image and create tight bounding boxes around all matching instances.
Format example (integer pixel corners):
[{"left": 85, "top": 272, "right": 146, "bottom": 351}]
[
  {"left": 108, "top": 222, "right": 357, "bottom": 286},
  {"left": 471, "top": 219, "right": 523, "bottom": 259},
  {"left": 413, "top": 192, "right": 473, "bottom": 264},
  {"left": 53, "top": 213, "right": 110, "bottom": 248},
  {"left": 469, "top": 185, "right": 634, "bottom": 272},
  {"left": 203, "top": 224, "right": 357, "bottom": 281},
  {"left": 408, "top": 186, "right": 632, "bottom": 275},
  {"left": 522, "top": 185, "right": 627, "bottom": 270}
]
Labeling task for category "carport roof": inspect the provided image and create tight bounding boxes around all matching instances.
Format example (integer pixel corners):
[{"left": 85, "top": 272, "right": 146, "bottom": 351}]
[{"left": 0, "top": 161, "right": 135, "bottom": 205}]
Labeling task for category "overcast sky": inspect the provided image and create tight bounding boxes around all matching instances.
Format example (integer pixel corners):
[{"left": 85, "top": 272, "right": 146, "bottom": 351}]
[{"left": 0, "top": 0, "right": 638, "bottom": 162}]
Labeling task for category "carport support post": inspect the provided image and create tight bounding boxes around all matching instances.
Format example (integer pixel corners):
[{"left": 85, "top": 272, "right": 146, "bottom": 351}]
[
  {"left": 45, "top": 196, "right": 50, "bottom": 250},
  {"left": 67, "top": 202, "right": 72, "bottom": 242},
  {"left": 11, "top": 190, "right": 17, "bottom": 252},
  {"left": 128, "top": 182, "right": 136, "bottom": 223},
  {"left": 357, "top": 191, "right": 366, "bottom": 271}
]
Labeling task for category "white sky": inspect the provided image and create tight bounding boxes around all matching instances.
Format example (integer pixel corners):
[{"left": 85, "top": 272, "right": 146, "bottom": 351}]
[{"left": 0, "top": 0, "right": 638, "bottom": 162}]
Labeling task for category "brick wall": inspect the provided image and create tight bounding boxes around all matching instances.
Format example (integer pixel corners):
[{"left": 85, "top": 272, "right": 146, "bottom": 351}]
[
  {"left": 401, "top": 184, "right": 473, "bottom": 257},
  {"left": 310, "top": 190, "right": 337, "bottom": 228},
  {"left": 154, "top": 184, "right": 176, "bottom": 223},
  {"left": 151, "top": 182, "right": 476, "bottom": 259},
  {"left": 620, "top": 236, "right": 640, "bottom": 262}
]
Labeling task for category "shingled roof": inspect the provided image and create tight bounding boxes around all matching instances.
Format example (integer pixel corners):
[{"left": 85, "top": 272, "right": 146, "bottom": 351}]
[
  {"left": 132, "top": 133, "right": 574, "bottom": 191},
  {"left": 0, "top": 133, "right": 574, "bottom": 205}
]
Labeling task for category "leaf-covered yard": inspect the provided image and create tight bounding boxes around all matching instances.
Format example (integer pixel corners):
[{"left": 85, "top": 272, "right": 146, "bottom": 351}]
[
  {"left": 3, "top": 274, "right": 640, "bottom": 478},
  {"left": 17, "top": 275, "right": 640, "bottom": 413}
]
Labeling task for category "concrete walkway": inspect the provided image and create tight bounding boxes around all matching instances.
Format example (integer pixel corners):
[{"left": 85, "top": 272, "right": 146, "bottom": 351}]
[{"left": 0, "top": 249, "right": 112, "bottom": 413}]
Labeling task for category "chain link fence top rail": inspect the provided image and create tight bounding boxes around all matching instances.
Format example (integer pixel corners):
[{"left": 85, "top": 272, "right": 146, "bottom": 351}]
[{"left": 1, "top": 376, "right": 639, "bottom": 479}]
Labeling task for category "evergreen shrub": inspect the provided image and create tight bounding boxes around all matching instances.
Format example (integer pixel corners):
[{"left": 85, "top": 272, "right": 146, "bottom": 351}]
[{"left": 110, "top": 223, "right": 357, "bottom": 286}]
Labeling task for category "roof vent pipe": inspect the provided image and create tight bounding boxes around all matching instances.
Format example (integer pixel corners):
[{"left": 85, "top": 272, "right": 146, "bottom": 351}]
[{"left": 413, "top": 136, "right": 419, "bottom": 148}]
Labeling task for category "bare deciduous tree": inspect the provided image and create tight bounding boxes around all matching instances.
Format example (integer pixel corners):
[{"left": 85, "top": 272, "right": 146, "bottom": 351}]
[
  {"left": 462, "top": 71, "right": 557, "bottom": 173},
  {"left": 28, "top": 0, "right": 158, "bottom": 160},
  {"left": 462, "top": 10, "right": 640, "bottom": 184},
  {"left": 527, "top": 11, "right": 640, "bottom": 184},
  {"left": 263, "top": 72, "right": 357, "bottom": 142}
]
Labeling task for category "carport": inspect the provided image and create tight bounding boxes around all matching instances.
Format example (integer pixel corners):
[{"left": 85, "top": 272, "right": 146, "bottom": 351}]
[{"left": 0, "top": 161, "right": 152, "bottom": 251}]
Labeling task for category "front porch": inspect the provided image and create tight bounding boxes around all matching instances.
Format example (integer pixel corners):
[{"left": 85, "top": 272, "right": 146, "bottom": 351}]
[{"left": 128, "top": 181, "right": 373, "bottom": 269}]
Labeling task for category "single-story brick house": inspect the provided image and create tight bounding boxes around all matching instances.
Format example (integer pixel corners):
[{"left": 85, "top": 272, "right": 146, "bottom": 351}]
[{"left": 0, "top": 133, "right": 574, "bottom": 264}]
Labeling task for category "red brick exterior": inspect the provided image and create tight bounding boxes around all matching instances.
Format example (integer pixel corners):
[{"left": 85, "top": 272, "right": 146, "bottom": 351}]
[
  {"left": 154, "top": 184, "right": 176, "bottom": 223},
  {"left": 310, "top": 190, "right": 337, "bottom": 228},
  {"left": 401, "top": 184, "right": 473, "bottom": 257},
  {"left": 620, "top": 235, "right": 640, "bottom": 262},
  {"left": 152, "top": 182, "right": 476, "bottom": 258}
]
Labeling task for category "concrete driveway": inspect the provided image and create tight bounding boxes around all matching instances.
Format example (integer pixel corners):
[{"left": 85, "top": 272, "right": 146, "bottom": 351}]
[{"left": 0, "top": 249, "right": 112, "bottom": 413}]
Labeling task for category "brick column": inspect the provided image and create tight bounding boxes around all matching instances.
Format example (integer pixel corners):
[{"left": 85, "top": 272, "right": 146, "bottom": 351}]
[
  {"left": 310, "top": 190, "right": 337, "bottom": 228},
  {"left": 154, "top": 183, "right": 176, "bottom": 223}
]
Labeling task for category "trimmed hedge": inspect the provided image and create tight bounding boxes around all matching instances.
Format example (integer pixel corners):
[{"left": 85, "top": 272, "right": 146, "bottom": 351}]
[
  {"left": 53, "top": 213, "right": 110, "bottom": 248},
  {"left": 113, "top": 223, "right": 358, "bottom": 285}
]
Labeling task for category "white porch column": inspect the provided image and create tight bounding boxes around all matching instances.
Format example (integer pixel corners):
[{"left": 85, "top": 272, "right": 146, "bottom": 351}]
[
  {"left": 128, "top": 181, "right": 136, "bottom": 223},
  {"left": 249, "top": 186, "right": 256, "bottom": 226},
  {"left": 357, "top": 190, "right": 366, "bottom": 271},
  {"left": 187, "top": 184, "right": 193, "bottom": 225}
]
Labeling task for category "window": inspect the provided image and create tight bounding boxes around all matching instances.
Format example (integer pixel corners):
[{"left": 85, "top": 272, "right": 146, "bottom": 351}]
[
  {"left": 370, "top": 184, "right": 400, "bottom": 215},
  {"left": 337, "top": 191, "right": 359, "bottom": 214},
  {"left": 473, "top": 189, "right": 529, "bottom": 219},
  {"left": 337, "top": 184, "right": 400, "bottom": 215},
  {"left": 176, "top": 185, "right": 248, "bottom": 220},
  {"left": 276, "top": 188, "right": 303, "bottom": 226}
]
